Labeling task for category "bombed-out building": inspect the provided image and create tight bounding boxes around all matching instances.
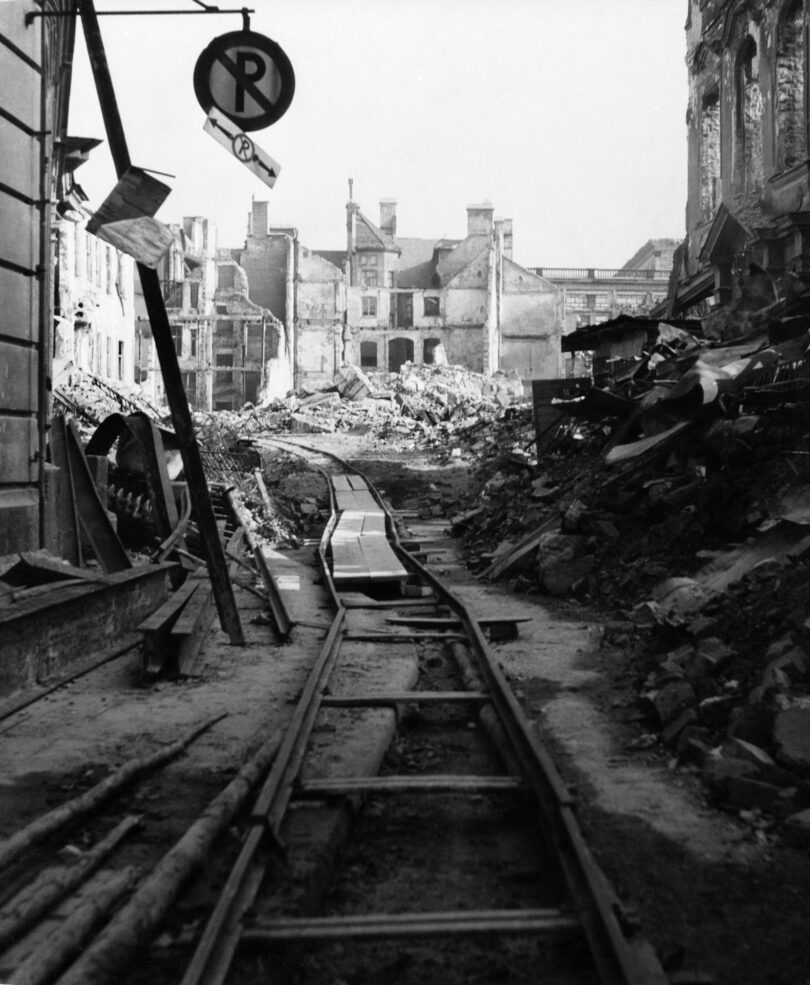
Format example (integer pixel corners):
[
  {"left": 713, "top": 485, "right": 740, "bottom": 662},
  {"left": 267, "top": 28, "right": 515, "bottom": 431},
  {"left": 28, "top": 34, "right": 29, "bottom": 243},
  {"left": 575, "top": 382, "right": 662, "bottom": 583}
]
[
  {"left": 135, "top": 216, "right": 288, "bottom": 411},
  {"left": 336, "top": 197, "right": 562, "bottom": 384},
  {"left": 673, "top": 0, "right": 810, "bottom": 311}
]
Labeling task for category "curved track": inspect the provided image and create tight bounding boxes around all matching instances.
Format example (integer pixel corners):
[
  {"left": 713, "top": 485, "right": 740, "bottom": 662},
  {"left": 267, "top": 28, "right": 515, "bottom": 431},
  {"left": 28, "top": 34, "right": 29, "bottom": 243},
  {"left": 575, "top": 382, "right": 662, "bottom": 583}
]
[
  {"left": 0, "top": 436, "right": 669, "bottom": 985},
  {"left": 180, "top": 436, "right": 668, "bottom": 985}
]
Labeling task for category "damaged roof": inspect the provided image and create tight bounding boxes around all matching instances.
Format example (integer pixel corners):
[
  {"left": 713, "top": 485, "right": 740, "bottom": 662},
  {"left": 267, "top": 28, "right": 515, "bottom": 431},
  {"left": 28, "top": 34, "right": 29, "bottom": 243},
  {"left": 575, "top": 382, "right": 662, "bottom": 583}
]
[{"left": 561, "top": 314, "right": 704, "bottom": 352}]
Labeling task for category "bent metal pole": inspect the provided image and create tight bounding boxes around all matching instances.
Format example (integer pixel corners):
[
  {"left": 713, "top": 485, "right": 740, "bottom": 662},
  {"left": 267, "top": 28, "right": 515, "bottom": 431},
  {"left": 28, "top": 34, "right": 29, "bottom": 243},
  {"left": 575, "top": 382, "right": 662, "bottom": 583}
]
[{"left": 76, "top": 0, "right": 244, "bottom": 645}]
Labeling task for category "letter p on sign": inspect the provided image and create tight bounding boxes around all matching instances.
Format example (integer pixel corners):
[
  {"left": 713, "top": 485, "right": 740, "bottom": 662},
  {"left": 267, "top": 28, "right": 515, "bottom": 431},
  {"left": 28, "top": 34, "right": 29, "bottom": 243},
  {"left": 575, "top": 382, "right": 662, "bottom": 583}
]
[{"left": 194, "top": 30, "right": 295, "bottom": 132}]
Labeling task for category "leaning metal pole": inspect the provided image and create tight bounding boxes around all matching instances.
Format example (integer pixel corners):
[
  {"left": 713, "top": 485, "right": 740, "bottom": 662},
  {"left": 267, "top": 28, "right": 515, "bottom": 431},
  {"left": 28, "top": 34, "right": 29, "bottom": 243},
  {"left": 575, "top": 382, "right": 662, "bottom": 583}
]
[{"left": 77, "top": 0, "right": 244, "bottom": 644}]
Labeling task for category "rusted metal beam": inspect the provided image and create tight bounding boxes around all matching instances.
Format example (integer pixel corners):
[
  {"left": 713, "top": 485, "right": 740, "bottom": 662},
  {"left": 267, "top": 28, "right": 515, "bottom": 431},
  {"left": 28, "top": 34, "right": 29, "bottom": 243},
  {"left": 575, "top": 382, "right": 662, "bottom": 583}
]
[{"left": 77, "top": 0, "right": 243, "bottom": 644}]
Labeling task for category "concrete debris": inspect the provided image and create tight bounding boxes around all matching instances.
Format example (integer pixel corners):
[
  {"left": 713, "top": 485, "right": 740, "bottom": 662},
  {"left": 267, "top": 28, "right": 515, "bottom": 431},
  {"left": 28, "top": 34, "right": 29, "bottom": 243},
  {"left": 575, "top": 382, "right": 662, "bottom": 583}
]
[
  {"left": 444, "top": 308, "right": 810, "bottom": 839},
  {"left": 772, "top": 704, "right": 810, "bottom": 775}
]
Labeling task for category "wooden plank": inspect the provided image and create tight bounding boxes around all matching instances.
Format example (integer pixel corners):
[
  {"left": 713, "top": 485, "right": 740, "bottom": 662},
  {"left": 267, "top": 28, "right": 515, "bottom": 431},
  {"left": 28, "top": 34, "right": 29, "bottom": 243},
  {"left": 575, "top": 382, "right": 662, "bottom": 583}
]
[
  {"left": 482, "top": 515, "right": 559, "bottom": 581},
  {"left": 343, "top": 632, "right": 467, "bottom": 642},
  {"left": 298, "top": 775, "right": 525, "bottom": 796},
  {"left": 321, "top": 692, "right": 489, "bottom": 707},
  {"left": 243, "top": 908, "right": 580, "bottom": 943},
  {"left": 385, "top": 616, "right": 531, "bottom": 628},
  {"left": 342, "top": 598, "right": 440, "bottom": 610},
  {"left": 170, "top": 578, "right": 215, "bottom": 676},
  {"left": 138, "top": 576, "right": 201, "bottom": 677},
  {"left": 358, "top": 538, "right": 407, "bottom": 580}
]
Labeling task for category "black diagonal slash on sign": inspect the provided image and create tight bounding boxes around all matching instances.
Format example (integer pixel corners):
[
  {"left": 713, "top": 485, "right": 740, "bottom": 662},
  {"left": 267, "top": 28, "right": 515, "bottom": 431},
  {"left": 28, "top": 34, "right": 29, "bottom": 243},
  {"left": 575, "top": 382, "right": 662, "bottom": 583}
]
[
  {"left": 232, "top": 132, "right": 254, "bottom": 162},
  {"left": 217, "top": 49, "right": 275, "bottom": 115}
]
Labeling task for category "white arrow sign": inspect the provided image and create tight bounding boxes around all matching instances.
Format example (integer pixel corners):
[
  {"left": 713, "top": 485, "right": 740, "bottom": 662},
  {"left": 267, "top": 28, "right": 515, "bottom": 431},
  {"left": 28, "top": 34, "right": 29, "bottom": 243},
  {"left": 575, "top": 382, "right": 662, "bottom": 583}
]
[{"left": 203, "top": 106, "right": 281, "bottom": 189}]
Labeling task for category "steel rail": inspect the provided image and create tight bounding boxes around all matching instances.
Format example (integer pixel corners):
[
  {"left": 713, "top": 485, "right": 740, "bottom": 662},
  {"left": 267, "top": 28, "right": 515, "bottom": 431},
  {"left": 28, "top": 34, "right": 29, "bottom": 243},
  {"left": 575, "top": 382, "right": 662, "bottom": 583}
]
[
  {"left": 225, "top": 489, "right": 293, "bottom": 639},
  {"left": 181, "top": 452, "right": 346, "bottom": 985},
  {"left": 253, "top": 435, "right": 669, "bottom": 985}
]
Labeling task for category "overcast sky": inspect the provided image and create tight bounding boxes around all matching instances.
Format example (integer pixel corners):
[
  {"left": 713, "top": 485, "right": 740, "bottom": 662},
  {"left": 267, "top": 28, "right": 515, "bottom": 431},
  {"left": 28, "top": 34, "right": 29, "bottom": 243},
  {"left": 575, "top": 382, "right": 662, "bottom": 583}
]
[{"left": 67, "top": 0, "right": 689, "bottom": 268}]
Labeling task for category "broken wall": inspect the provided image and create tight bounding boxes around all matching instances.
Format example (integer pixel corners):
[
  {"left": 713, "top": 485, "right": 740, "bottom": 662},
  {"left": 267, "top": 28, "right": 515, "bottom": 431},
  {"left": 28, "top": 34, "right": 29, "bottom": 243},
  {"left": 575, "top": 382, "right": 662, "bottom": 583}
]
[
  {"left": 685, "top": 0, "right": 810, "bottom": 280},
  {"left": 296, "top": 250, "right": 346, "bottom": 388}
]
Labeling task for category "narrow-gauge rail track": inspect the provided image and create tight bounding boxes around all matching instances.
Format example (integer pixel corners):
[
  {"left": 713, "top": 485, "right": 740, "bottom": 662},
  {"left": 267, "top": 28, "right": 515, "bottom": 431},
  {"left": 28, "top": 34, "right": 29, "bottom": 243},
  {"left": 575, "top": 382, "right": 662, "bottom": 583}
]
[
  {"left": 0, "top": 437, "right": 672, "bottom": 985},
  {"left": 178, "top": 436, "right": 669, "bottom": 985}
]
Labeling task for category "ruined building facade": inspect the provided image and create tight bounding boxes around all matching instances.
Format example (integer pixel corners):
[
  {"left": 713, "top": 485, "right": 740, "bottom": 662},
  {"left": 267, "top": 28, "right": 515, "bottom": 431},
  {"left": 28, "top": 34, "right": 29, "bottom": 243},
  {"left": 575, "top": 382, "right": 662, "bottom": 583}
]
[
  {"left": 675, "top": 0, "right": 810, "bottom": 310},
  {"left": 135, "top": 216, "right": 288, "bottom": 412},
  {"left": 55, "top": 217, "right": 136, "bottom": 387},
  {"left": 1, "top": 1, "right": 76, "bottom": 555},
  {"left": 338, "top": 198, "right": 562, "bottom": 382},
  {"left": 531, "top": 239, "right": 678, "bottom": 332}
]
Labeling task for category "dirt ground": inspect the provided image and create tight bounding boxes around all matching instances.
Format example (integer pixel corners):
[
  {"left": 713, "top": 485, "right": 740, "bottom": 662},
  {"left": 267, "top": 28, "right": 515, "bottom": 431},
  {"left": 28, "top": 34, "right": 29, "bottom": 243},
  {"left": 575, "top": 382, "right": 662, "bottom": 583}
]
[
  {"left": 324, "top": 430, "right": 810, "bottom": 985},
  {"left": 2, "top": 428, "right": 809, "bottom": 985}
]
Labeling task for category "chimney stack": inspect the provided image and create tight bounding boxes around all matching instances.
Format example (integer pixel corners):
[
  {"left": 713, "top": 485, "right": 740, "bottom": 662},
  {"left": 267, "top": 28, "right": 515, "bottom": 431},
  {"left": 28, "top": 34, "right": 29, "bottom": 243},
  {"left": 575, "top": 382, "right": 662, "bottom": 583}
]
[
  {"left": 251, "top": 201, "right": 269, "bottom": 238},
  {"left": 380, "top": 198, "right": 397, "bottom": 236},
  {"left": 495, "top": 218, "right": 513, "bottom": 259},
  {"left": 467, "top": 201, "right": 494, "bottom": 237}
]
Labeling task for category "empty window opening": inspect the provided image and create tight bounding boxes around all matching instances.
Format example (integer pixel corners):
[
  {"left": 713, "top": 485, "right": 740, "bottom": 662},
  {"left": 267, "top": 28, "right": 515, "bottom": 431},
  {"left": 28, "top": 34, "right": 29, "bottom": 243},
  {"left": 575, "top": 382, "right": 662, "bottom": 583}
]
[
  {"left": 171, "top": 324, "right": 183, "bottom": 356},
  {"left": 388, "top": 336, "right": 414, "bottom": 372},
  {"left": 423, "top": 296, "right": 440, "bottom": 316},
  {"left": 777, "top": 0, "right": 807, "bottom": 170},
  {"left": 216, "top": 351, "right": 234, "bottom": 383},
  {"left": 700, "top": 89, "right": 721, "bottom": 218},
  {"left": 423, "top": 338, "right": 441, "bottom": 364},
  {"left": 397, "top": 293, "right": 413, "bottom": 328},
  {"left": 735, "top": 36, "right": 764, "bottom": 193},
  {"left": 360, "top": 341, "right": 378, "bottom": 367}
]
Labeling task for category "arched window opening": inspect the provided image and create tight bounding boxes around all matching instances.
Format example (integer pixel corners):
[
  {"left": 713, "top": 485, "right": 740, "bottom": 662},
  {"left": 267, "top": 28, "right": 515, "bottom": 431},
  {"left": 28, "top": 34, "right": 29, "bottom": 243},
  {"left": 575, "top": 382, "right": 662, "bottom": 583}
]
[
  {"left": 388, "top": 337, "right": 414, "bottom": 372},
  {"left": 734, "top": 36, "right": 764, "bottom": 193},
  {"left": 700, "top": 89, "right": 721, "bottom": 218},
  {"left": 777, "top": 0, "right": 807, "bottom": 170}
]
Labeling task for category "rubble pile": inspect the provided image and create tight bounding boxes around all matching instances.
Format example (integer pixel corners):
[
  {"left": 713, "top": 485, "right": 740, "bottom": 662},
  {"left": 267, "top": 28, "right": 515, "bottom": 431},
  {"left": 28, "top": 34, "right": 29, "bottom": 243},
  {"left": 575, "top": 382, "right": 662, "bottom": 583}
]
[
  {"left": 255, "top": 362, "right": 525, "bottom": 443},
  {"left": 451, "top": 298, "right": 810, "bottom": 837},
  {"left": 54, "top": 369, "right": 166, "bottom": 437}
]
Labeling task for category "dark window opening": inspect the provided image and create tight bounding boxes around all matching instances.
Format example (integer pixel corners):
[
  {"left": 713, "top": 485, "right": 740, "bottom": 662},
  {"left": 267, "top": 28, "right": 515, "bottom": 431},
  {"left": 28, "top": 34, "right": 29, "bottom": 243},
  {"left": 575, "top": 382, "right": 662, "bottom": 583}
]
[
  {"left": 388, "top": 336, "right": 414, "bottom": 372},
  {"left": 360, "top": 341, "right": 378, "bottom": 367},
  {"left": 735, "top": 35, "right": 764, "bottom": 193},
  {"left": 423, "top": 296, "right": 440, "bottom": 317},
  {"left": 216, "top": 352, "right": 233, "bottom": 382},
  {"left": 777, "top": 0, "right": 807, "bottom": 170},
  {"left": 171, "top": 324, "right": 183, "bottom": 356},
  {"left": 397, "top": 293, "right": 413, "bottom": 328},
  {"left": 700, "top": 90, "right": 721, "bottom": 219},
  {"left": 423, "top": 338, "right": 441, "bottom": 364},
  {"left": 182, "top": 371, "right": 197, "bottom": 405},
  {"left": 244, "top": 370, "right": 261, "bottom": 404}
]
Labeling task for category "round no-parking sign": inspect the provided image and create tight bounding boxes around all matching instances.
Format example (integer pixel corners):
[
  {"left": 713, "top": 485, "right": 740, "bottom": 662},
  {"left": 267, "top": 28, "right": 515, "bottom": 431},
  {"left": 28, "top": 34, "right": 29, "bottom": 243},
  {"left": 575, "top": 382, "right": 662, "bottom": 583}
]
[{"left": 193, "top": 30, "right": 295, "bottom": 131}]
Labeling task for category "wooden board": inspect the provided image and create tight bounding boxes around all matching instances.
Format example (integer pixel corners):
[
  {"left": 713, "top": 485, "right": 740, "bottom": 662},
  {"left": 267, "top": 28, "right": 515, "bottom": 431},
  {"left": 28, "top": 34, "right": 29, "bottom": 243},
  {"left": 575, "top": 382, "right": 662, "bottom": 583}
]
[{"left": 330, "top": 476, "right": 407, "bottom": 587}]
